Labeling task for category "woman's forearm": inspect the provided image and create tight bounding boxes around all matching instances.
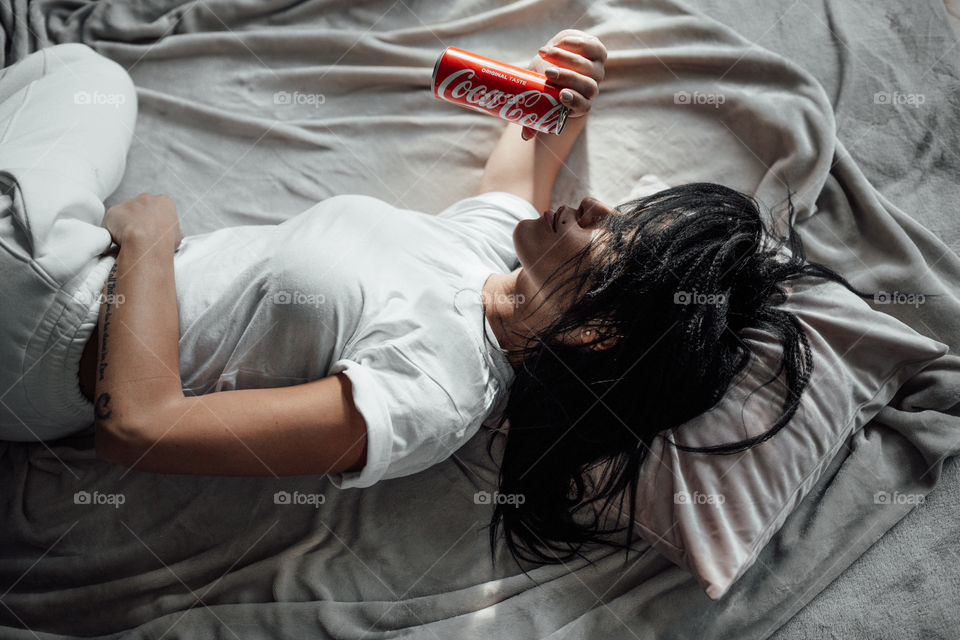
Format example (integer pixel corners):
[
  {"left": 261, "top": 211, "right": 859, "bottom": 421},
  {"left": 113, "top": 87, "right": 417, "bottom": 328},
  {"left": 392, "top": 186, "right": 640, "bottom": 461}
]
[
  {"left": 477, "top": 114, "right": 589, "bottom": 212},
  {"left": 93, "top": 230, "right": 182, "bottom": 444}
]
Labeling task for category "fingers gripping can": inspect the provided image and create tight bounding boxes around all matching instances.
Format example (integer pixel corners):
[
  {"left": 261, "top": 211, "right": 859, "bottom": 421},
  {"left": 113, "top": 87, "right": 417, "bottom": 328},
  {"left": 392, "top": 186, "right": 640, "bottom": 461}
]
[{"left": 432, "top": 46, "right": 569, "bottom": 135}]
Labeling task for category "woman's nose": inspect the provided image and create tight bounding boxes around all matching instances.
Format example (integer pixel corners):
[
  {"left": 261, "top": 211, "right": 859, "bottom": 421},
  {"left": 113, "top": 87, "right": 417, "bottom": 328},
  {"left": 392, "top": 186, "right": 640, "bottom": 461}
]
[{"left": 578, "top": 197, "right": 614, "bottom": 228}]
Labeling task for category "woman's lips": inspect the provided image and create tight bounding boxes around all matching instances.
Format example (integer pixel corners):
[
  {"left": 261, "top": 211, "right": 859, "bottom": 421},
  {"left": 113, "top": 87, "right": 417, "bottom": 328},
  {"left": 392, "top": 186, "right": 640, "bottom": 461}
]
[{"left": 543, "top": 209, "right": 556, "bottom": 231}]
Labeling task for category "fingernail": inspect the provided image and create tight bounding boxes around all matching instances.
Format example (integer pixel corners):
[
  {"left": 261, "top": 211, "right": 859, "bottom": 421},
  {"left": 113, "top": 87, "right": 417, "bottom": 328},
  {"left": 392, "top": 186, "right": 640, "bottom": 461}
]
[
  {"left": 560, "top": 89, "right": 573, "bottom": 103},
  {"left": 566, "top": 36, "right": 584, "bottom": 45},
  {"left": 544, "top": 67, "right": 559, "bottom": 79},
  {"left": 521, "top": 129, "right": 531, "bottom": 140}
]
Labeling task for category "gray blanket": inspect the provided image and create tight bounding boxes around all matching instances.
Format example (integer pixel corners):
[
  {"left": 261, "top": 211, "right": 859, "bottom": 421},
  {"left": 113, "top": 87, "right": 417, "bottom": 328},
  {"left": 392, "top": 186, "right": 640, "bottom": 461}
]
[{"left": 1, "top": 0, "right": 958, "bottom": 638}]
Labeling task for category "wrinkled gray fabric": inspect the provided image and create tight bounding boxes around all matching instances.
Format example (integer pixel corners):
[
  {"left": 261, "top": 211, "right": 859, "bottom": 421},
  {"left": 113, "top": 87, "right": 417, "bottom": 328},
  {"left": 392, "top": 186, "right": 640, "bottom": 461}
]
[{"left": 1, "top": 0, "right": 958, "bottom": 638}]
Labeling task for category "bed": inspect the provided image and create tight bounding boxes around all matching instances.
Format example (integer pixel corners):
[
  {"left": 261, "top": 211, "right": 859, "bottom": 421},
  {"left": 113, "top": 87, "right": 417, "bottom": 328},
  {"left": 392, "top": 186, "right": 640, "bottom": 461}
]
[{"left": 1, "top": 0, "right": 958, "bottom": 637}]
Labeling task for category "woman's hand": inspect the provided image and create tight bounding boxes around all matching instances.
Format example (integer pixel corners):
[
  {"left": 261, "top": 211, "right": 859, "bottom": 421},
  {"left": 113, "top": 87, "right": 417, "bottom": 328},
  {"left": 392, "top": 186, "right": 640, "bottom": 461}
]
[
  {"left": 104, "top": 192, "right": 183, "bottom": 251},
  {"left": 522, "top": 29, "right": 608, "bottom": 141}
]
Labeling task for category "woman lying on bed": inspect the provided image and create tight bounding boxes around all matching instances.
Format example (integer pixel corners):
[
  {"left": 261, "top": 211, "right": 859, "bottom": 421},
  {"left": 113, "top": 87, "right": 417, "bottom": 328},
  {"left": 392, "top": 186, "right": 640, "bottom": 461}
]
[{"left": 7, "top": 29, "right": 863, "bottom": 566}]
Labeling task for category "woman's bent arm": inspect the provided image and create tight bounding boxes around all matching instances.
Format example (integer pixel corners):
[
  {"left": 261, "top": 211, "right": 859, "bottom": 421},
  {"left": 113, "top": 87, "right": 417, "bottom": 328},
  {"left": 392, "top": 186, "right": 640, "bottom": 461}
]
[
  {"left": 475, "top": 30, "right": 606, "bottom": 212},
  {"left": 92, "top": 226, "right": 183, "bottom": 445},
  {"left": 92, "top": 195, "right": 368, "bottom": 476}
]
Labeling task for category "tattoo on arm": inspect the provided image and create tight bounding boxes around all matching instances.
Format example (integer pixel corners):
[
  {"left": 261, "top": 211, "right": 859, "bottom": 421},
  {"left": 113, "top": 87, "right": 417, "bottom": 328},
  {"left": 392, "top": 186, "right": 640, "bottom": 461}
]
[
  {"left": 94, "top": 264, "right": 118, "bottom": 423},
  {"left": 94, "top": 392, "right": 112, "bottom": 420},
  {"left": 97, "top": 263, "right": 118, "bottom": 383}
]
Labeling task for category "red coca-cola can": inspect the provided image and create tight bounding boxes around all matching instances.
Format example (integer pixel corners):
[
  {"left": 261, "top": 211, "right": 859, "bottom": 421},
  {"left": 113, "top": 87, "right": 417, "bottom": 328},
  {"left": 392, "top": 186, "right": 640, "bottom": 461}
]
[{"left": 432, "top": 46, "right": 569, "bottom": 135}]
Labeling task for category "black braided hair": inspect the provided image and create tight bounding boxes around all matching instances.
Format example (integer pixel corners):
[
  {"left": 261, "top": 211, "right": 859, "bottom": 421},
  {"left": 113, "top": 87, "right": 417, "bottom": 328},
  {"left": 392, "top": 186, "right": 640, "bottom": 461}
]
[{"left": 480, "top": 182, "right": 873, "bottom": 567}]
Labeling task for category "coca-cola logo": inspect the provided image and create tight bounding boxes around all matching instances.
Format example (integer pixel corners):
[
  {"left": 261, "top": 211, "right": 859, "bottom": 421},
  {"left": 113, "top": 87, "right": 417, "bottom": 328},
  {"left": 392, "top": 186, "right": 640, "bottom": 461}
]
[{"left": 436, "top": 68, "right": 565, "bottom": 134}]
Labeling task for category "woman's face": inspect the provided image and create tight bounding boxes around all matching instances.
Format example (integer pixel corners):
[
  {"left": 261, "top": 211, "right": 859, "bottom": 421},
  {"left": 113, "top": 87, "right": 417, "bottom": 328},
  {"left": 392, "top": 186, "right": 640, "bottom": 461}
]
[{"left": 514, "top": 196, "right": 619, "bottom": 305}]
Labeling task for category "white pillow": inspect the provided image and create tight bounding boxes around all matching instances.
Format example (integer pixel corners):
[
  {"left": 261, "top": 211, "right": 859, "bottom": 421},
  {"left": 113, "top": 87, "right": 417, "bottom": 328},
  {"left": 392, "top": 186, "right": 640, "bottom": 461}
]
[{"left": 587, "top": 276, "right": 949, "bottom": 600}]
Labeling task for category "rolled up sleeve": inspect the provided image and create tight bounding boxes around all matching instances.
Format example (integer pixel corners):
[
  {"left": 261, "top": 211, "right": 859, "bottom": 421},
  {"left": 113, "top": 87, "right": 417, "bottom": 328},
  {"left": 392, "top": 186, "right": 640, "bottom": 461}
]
[{"left": 326, "top": 357, "right": 394, "bottom": 489}]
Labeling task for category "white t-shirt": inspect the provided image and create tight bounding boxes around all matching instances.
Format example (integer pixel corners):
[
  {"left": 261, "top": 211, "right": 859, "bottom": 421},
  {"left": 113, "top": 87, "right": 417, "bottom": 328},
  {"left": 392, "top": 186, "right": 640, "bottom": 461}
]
[{"left": 171, "top": 191, "right": 539, "bottom": 488}]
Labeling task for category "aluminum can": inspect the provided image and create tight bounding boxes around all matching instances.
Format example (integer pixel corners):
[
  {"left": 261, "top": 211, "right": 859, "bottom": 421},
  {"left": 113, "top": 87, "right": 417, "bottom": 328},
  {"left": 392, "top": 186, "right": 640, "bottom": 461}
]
[{"left": 432, "top": 46, "right": 569, "bottom": 135}]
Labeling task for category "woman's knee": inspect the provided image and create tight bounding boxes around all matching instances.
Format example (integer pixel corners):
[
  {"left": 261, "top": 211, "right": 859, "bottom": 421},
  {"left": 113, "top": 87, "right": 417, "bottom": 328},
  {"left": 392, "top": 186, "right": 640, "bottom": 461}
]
[
  {"left": 44, "top": 43, "right": 137, "bottom": 114},
  {"left": 44, "top": 42, "right": 99, "bottom": 64}
]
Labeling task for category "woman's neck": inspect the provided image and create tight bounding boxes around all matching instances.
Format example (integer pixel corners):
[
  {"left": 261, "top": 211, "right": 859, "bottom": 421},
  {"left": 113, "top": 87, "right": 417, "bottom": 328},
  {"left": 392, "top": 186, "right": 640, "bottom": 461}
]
[{"left": 481, "top": 268, "right": 539, "bottom": 370}]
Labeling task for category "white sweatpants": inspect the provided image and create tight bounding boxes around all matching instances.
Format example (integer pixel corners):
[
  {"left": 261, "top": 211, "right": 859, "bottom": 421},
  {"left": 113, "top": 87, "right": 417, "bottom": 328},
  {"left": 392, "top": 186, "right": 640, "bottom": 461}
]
[{"left": 0, "top": 43, "right": 137, "bottom": 441}]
